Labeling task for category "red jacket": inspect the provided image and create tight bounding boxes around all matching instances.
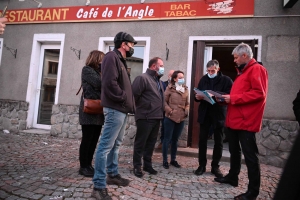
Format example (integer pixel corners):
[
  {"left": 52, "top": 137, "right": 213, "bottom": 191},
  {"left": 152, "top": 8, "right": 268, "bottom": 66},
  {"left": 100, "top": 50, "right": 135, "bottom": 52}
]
[{"left": 226, "top": 58, "right": 268, "bottom": 133}]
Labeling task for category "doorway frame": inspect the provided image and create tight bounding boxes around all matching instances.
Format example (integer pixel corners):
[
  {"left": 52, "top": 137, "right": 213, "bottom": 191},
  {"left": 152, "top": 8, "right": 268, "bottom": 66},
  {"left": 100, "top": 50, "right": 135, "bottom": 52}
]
[
  {"left": 186, "top": 35, "right": 262, "bottom": 91},
  {"left": 0, "top": 38, "right": 3, "bottom": 66},
  {"left": 186, "top": 35, "right": 262, "bottom": 147},
  {"left": 26, "top": 34, "right": 65, "bottom": 129},
  {"left": 98, "top": 37, "right": 151, "bottom": 73}
]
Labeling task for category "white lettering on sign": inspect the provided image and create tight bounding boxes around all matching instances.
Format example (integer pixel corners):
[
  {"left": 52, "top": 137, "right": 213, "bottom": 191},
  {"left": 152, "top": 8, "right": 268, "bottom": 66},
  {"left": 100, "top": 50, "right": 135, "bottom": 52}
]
[
  {"left": 102, "top": 7, "right": 113, "bottom": 18},
  {"left": 207, "top": 0, "right": 234, "bottom": 14},
  {"left": 76, "top": 7, "right": 99, "bottom": 18},
  {"left": 122, "top": 6, "right": 154, "bottom": 19}
]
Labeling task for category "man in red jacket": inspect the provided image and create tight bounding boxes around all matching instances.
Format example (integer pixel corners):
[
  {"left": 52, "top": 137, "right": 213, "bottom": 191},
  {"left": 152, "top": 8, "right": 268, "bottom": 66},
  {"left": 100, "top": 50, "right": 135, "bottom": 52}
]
[{"left": 214, "top": 43, "right": 268, "bottom": 200}]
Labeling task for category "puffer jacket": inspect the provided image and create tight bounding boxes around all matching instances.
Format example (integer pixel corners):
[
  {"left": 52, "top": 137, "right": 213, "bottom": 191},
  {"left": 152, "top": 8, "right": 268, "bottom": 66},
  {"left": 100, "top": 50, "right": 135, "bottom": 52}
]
[{"left": 164, "top": 84, "right": 190, "bottom": 123}]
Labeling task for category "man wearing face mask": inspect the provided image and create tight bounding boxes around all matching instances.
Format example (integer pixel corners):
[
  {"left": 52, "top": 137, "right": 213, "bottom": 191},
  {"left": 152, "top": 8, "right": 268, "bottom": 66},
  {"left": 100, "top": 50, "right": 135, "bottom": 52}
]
[
  {"left": 92, "top": 32, "right": 136, "bottom": 200},
  {"left": 193, "top": 59, "right": 233, "bottom": 179},
  {"left": 215, "top": 43, "right": 268, "bottom": 200},
  {"left": 132, "top": 57, "right": 165, "bottom": 178}
]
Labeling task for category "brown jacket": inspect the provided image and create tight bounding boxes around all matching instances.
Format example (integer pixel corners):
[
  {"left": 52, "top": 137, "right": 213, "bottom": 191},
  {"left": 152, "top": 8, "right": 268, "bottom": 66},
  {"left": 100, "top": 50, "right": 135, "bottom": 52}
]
[{"left": 164, "top": 84, "right": 189, "bottom": 123}]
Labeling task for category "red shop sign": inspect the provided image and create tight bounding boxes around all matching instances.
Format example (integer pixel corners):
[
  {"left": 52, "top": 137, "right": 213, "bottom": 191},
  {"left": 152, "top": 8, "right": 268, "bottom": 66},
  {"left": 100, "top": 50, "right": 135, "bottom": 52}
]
[{"left": 3, "top": 0, "right": 254, "bottom": 24}]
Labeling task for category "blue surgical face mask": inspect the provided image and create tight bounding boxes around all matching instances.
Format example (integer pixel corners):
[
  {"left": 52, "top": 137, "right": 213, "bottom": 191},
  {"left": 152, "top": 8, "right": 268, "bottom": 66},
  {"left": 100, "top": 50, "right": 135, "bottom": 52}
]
[
  {"left": 157, "top": 67, "right": 164, "bottom": 76},
  {"left": 208, "top": 73, "right": 217, "bottom": 79},
  {"left": 177, "top": 78, "right": 185, "bottom": 85}
]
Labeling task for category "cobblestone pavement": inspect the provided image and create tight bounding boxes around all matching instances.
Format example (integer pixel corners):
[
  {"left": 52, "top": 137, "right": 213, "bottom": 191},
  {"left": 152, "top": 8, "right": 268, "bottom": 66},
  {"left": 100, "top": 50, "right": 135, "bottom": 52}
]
[{"left": 0, "top": 132, "right": 282, "bottom": 200}]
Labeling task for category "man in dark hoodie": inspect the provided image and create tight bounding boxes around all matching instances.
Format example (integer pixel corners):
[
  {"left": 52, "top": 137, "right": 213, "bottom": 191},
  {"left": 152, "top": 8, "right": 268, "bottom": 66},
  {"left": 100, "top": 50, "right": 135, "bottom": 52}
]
[
  {"left": 132, "top": 57, "right": 165, "bottom": 178},
  {"left": 92, "top": 32, "right": 136, "bottom": 200}
]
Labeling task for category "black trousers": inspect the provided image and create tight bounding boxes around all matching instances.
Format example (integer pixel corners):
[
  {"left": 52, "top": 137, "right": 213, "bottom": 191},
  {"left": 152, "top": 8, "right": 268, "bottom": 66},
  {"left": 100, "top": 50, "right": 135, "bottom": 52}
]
[
  {"left": 133, "top": 119, "right": 160, "bottom": 169},
  {"left": 79, "top": 125, "right": 102, "bottom": 168},
  {"left": 198, "top": 118, "right": 223, "bottom": 168},
  {"left": 227, "top": 128, "right": 260, "bottom": 196}
]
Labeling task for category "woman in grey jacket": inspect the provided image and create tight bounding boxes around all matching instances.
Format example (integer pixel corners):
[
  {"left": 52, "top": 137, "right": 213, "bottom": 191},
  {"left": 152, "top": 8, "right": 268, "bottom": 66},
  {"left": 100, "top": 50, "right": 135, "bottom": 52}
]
[{"left": 78, "top": 50, "right": 105, "bottom": 177}]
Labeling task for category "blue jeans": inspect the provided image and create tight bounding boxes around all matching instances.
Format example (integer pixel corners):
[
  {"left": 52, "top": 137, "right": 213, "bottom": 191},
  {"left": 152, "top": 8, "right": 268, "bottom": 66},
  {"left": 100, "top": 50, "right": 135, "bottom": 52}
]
[
  {"left": 162, "top": 117, "right": 184, "bottom": 162},
  {"left": 93, "top": 107, "right": 128, "bottom": 189}
]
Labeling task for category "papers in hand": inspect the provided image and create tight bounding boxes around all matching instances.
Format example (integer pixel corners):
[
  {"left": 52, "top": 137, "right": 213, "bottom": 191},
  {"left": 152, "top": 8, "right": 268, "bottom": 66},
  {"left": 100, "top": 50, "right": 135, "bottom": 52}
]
[
  {"left": 205, "top": 90, "right": 223, "bottom": 98},
  {"left": 194, "top": 88, "right": 215, "bottom": 105},
  {"left": 206, "top": 90, "right": 226, "bottom": 103}
]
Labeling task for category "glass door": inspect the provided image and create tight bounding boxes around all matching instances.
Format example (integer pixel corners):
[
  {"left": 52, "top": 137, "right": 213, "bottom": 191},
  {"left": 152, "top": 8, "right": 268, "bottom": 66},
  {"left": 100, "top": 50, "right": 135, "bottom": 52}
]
[{"left": 33, "top": 45, "right": 60, "bottom": 129}]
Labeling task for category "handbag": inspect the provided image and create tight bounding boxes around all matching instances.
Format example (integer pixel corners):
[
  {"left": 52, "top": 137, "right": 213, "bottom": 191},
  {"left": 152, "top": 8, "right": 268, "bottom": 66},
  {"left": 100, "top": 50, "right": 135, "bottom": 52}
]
[{"left": 76, "top": 86, "right": 103, "bottom": 114}]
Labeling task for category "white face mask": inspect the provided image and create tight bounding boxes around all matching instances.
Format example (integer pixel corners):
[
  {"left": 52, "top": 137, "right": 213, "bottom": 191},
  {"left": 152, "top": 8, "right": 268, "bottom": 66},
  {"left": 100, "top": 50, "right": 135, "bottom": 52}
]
[
  {"left": 177, "top": 78, "right": 185, "bottom": 85},
  {"left": 208, "top": 73, "right": 217, "bottom": 79},
  {"left": 157, "top": 67, "right": 164, "bottom": 76}
]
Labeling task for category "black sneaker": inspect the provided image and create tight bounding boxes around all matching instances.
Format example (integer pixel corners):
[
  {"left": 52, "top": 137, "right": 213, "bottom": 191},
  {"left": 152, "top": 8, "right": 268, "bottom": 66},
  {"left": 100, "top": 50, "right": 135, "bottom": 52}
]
[
  {"left": 163, "top": 161, "right": 169, "bottom": 169},
  {"left": 79, "top": 167, "right": 94, "bottom": 177},
  {"left": 143, "top": 166, "right": 158, "bottom": 175},
  {"left": 106, "top": 174, "right": 130, "bottom": 186},
  {"left": 91, "top": 188, "right": 112, "bottom": 200},
  {"left": 194, "top": 166, "right": 206, "bottom": 175},
  {"left": 88, "top": 165, "right": 95, "bottom": 173},
  {"left": 211, "top": 167, "right": 223, "bottom": 178},
  {"left": 170, "top": 161, "right": 181, "bottom": 168}
]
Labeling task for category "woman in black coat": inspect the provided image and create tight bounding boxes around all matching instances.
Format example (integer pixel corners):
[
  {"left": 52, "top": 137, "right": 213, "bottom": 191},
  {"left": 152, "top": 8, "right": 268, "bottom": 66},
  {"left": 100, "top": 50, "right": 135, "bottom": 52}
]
[{"left": 78, "top": 50, "right": 105, "bottom": 177}]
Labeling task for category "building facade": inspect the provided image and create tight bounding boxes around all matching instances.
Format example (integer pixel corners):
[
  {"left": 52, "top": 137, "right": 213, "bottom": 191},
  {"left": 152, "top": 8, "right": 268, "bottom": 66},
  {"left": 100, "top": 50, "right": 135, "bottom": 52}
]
[{"left": 0, "top": 0, "right": 299, "bottom": 167}]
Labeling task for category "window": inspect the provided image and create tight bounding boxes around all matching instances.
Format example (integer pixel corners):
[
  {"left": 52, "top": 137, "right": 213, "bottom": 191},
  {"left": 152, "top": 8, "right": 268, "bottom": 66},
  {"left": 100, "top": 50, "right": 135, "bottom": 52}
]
[{"left": 48, "top": 61, "right": 58, "bottom": 74}]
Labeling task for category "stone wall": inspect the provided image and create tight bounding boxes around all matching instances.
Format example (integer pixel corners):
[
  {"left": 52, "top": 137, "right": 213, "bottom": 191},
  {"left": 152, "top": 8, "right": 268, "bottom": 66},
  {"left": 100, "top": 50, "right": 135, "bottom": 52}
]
[
  {"left": 43, "top": 104, "right": 300, "bottom": 168},
  {"left": 257, "top": 119, "right": 299, "bottom": 168},
  {"left": 50, "top": 104, "right": 188, "bottom": 147},
  {"left": 0, "top": 100, "right": 28, "bottom": 134},
  {"left": 122, "top": 115, "right": 188, "bottom": 147},
  {"left": 50, "top": 104, "right": 82, "bottom": 139}
]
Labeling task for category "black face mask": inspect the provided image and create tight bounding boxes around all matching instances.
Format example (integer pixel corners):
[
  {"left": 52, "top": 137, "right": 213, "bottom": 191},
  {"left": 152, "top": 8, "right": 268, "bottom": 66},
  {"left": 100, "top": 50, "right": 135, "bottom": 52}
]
[{"left": 126, "top": 46, "right": 134, "bottom": 57}]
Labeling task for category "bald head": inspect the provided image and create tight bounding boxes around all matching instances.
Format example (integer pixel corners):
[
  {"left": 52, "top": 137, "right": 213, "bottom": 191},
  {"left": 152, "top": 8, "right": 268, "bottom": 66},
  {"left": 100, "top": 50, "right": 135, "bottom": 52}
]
[{"left": 168, "top": 70, "right": 175, "bottom": 78}]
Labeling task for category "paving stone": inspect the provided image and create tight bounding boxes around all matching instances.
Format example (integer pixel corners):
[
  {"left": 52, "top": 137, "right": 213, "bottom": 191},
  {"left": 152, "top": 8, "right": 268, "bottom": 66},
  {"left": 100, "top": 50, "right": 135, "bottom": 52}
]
[{"left": 0, "top": 131, "right": 283, "bottom": 199}]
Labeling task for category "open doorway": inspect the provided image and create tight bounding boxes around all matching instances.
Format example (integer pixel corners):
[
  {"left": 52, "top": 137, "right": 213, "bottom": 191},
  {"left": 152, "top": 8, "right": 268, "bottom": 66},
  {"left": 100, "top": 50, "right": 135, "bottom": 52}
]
[{"left": 187, "top": 37, "right": 261, "bottom": 148}]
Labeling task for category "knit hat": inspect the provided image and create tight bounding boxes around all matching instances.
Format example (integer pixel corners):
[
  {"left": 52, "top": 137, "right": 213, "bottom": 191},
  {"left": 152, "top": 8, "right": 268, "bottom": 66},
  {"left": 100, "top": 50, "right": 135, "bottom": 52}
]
[{"left": 114, "top": 32, "right": 137, "bottom": 44}]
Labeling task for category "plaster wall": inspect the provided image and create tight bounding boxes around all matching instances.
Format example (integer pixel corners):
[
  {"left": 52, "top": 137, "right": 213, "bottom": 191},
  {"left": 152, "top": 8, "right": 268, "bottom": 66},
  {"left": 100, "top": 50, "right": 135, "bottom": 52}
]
[{"left": 0, "top": 0, "right": 299, "bottom": 120}]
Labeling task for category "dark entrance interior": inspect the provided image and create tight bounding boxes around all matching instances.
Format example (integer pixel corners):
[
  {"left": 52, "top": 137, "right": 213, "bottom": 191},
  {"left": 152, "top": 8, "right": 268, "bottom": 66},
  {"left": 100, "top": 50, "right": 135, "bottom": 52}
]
[{"left": 188, "top": 40, "right": 258, "bottom": 148}]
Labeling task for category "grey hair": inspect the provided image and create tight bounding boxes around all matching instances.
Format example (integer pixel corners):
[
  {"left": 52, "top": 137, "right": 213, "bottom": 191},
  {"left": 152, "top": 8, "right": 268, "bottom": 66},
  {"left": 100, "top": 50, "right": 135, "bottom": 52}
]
[
  {"left": 206, "top": 59, "right": 220, "bottom": 69},
  {"left": 232, "top": 43, "right": 253, "bottom": 59}
]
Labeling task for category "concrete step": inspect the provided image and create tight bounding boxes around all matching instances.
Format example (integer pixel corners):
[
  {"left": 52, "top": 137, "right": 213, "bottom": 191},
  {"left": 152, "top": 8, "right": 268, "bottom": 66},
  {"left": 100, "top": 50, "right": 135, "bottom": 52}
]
[
  {"left": 19, "top": 129, "right": 51, "bottom": 136},
  {"left": 155, "top": 139, "right": 245, "bottom": 164}
]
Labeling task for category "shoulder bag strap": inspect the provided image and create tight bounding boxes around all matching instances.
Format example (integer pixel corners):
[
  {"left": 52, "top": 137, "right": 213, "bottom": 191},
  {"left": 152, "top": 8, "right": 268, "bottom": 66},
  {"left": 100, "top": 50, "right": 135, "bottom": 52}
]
[{"left": 76, "top": 86, "right": 82, "bottom": 96}]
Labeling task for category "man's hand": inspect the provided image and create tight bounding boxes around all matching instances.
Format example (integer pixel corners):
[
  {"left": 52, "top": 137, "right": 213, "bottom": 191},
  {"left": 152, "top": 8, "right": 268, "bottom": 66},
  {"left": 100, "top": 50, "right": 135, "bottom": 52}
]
[
  {"left": 195, "top": 94, "right": 204, "bottom": 100},
  {"left": 0, "top": 18, "right": 7, "bottom": 35},
  {"left": 222, "top": 94, "right": 231, "bottom": 103}
]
